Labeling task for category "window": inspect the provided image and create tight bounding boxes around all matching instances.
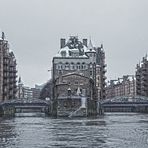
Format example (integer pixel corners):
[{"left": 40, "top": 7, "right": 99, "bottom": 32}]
[
  {"left": 90, "top": 71, "right": 92, "bottom": 76},
  {"left": 61, "top": 51, "right": 66, "bottom": 57},
  {"left": 90, "top": 64, "right": 92, "bottom": 68},
  {"left": 58, "top": 70, "right": 62, "bottom": 75},
  {"left": 65, "top": 62, "right": 70, "bottom": 70},
  {"left": 82, "top": 62, "right": 86, "bottom": 70},
  {"left": 77, "top": 62, "right": 81, "bottom": 70},
  {"left": 75, "top": 81, "right": 79, "bottom": 85},
  {"left": 57, "top": 62, "right": 63, "bottom": 70},
  {"left": 70, "top": 62, "right": 75, "bottom": 70}
]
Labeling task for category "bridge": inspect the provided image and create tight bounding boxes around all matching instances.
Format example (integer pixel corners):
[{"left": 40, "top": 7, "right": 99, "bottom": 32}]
[
  {"left": 1, "top": 96, "right": 148, "bottom": 117},
  {"left": 100, "top": 96, "right": 148, "bottom": 113},
  {"left": 0, "top": 98, "right": 51, "bottom": 117}
]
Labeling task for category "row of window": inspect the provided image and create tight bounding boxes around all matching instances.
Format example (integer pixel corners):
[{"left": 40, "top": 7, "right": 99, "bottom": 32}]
[{"left": 56, "top": 64, "right": 89, "bottom": 70}]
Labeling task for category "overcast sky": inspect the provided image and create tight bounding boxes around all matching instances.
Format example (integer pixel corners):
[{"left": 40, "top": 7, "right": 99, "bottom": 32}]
[{"left": 0, "top": 0, "right": 148, "bottom": 87}]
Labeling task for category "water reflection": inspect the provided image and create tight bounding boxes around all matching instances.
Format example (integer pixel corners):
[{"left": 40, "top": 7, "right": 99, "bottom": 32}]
[
  {"left": 0, "top": 118, "right": 17, "bottom": 148},
  {"left": 0, "top": 113, "right": 148, "bottom": 148}
]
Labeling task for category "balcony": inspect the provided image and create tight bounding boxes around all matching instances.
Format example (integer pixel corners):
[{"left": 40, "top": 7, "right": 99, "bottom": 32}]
[
  {"left": 102, "top": 64, "right": 107, "bottom": 67},
  {"left": 102, "top": 76, "right": 107, "bottom": 80},
  {"left": 102, "top": 69, "right": 107, "bottom": 73}
]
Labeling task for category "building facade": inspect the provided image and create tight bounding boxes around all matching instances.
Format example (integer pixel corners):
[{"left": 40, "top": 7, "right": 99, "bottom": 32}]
[
  {"left": 106, "top": 75, "right": 136, "bottom": 99},
  {"left": 31, "top": 87, "right": 41, "bottom": 99},
  {"left": 53, "top": 36, "right": 106, "bottom": 99},
  {"left": 136, "top": 55, "right": 148, "bottom": 97},
  {"left": 52, "top": 36, "right": 106, "bottom": 116},
  {"left": 55, "top": 73, "right": 96, "bottom": 116},
  {"left": 0, "top": 32, "right": 17, "bottom": 101}
]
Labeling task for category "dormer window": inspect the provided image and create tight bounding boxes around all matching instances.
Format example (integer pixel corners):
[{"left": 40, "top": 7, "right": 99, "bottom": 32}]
[{"left": 61, "top": 51, "right": 66, "bottom": 57}]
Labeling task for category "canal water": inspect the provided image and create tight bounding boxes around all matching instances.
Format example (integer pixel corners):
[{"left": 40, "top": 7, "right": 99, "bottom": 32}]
[{"left": 0, "top": 113, "right": 148, "bottom": 148}]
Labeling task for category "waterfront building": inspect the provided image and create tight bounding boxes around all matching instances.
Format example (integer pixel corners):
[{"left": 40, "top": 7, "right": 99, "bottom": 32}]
[
  {"left": 136, "top": 55, "right": 148, "bottom": 97},
  {"left": 53, "top": 36, "right": 106, "bottom": 98},
  {"left": 106, "top": 75, "right": 136, "bottom": 99},
  {"left": 52, "top": 36, "right": 106, "bottom": 116},
  {"left": 0, "top": 32, "right": 17, "bottom": 101}
]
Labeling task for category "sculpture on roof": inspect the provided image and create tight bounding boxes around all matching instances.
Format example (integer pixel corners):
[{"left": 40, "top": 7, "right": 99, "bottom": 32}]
[{"left": 65, "top": 36, "right": 85, "bottom": 55}]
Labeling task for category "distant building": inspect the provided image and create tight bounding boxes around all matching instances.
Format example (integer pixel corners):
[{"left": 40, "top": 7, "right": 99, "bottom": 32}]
[
  {"left": 136, "top": 55, "right": 148, "bottom": 97},
  {"left": 31, "top": 87, "right": 41, "bottom": 99},
  {"left": 106, "top": 75, "right": 136, "bottom": 99},
  {"left": 17, "top": 77, "right": 41, "bottom": 99},
  {"left": 0, "top": 32, "right": 17, "bottom": 101},
  {"left": 23, "top": 86, "right": 33, "bottom": 99}
]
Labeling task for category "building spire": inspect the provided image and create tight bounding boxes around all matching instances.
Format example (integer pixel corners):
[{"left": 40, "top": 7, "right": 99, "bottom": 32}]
[
  {"left": 88, "top": 38, "right": 94, "bottom": 51},
  {"left": 18, "top": 76, "right": 21, "bottom": 83},
  {"left": 18, "top": 76, "right": 23, "bottom": 85},
  {"left": 145, "top": 53, "right": 148, "bottom": 61},
  {"left": 2, "top": 32, "right": 5, "bottom": 40},
  {"left": 86, "top": 37, "right": 96, "bottom": 53}
]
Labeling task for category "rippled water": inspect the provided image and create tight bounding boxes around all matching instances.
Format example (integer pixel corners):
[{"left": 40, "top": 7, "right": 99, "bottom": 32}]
[{"left": 0, "top": 113, "right": 148, "bottom": 148}]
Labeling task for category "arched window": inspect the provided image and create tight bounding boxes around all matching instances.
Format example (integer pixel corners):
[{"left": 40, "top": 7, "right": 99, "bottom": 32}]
[
  {"left": 65, "top": 62, "right": 70, "bottom": 70},
  {"left": 77, "top": 62, "right": 81, "bottom": 70},
  {"left": 56, "top": 62, "right": 63, "bottom": 70},
  {"left": 90, "top": 63, "right": 92, "bottom": 68},
  {"left": 81, "top": 62, "right": 86, "bottom": 70},
  {"left": 70, "top": 62, "right": 75, "bottom": 70},
  {"left": 57, "top": 62, "right": 63, "bottom": 70}
]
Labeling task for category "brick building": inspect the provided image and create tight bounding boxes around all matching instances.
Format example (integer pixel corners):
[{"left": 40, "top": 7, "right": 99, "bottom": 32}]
[
  {"left": 17, "top": 77, "right": 41, "bottom": 99},
  {"left": 0, "top": 32, "right": 17, "bottom": 101},
  {"left": 52, "top": 36, "right": 106, "bottom": 100},
  {"left": 106, "top": 75, "right": 136, "bottom": 99},
  {"left": 55, "top": 73, "right": 96, "bottom": 116},
  {"left": 136, "top": 55, "right": 148, "bottom": 97},
  {"left": 52, "top": 36, "right": 106, "bottom": 116}
]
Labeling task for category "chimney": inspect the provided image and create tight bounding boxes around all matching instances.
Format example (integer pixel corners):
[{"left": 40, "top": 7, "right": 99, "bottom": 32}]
[
  {"left": 60, "top": 38, "right": 66, "bottom": 48},
  {"left": 101, "top": 44, "right": 103, "bottom": 49},
  {"left": 2, "top": 32, "right": 5, "bottom": 40},
  {"left": 83, "top": 39, "right": 87, "bottom": 47}
]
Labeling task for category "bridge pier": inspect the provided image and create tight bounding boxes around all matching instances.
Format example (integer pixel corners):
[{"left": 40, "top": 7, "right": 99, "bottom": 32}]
[
  {"left": 97, "top": 102, "right": 104, "bottom": 115},
  {"left": 87, "top": 100, "right": 97, "bottom": 116},
  {"left": 0, "top": 105, "right": 15, "bottom": 117}
]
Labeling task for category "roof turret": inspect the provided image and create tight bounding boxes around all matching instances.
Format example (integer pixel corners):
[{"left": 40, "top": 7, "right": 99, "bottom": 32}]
[
  {"left": 56, "top": 36, "right": 88, "bottom": 57},
  {"left": 86, "top": 39, "right": 96, "bottom": 53}
]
